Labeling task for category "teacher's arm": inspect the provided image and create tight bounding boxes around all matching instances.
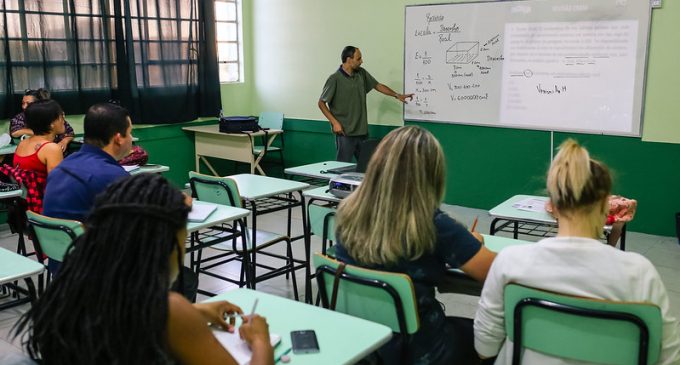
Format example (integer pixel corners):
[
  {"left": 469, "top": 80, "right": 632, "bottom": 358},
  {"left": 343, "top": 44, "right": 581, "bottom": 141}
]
[
  {"left": 374, "top": 83, "right": 414, "bottom": 104},
  {"left": 318, "top": 100, "right": 345, "bottom": 135}
]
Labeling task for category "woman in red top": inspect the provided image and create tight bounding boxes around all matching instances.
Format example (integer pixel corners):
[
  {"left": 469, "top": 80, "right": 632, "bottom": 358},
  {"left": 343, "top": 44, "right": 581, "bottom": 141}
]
[{"left": 14, "top": 100, "right": 65, "bottom": 175}]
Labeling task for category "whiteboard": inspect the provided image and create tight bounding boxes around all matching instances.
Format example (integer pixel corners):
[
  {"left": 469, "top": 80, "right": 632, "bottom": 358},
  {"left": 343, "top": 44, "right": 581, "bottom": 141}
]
[{"left": 404, "top": 0, "right": 651, "bottom": 136}]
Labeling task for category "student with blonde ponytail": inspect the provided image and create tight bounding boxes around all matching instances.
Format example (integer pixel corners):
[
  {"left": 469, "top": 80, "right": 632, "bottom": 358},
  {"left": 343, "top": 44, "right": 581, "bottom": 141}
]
[
  {"left": 474, "top": 139, "right": 680, "bottom": 364},
  {"left": 334, "top": 125, "right": 496, "bottom": 365}
]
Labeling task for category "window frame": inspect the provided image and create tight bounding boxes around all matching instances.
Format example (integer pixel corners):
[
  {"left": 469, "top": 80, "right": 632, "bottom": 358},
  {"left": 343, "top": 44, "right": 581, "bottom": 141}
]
[{"left": 214, "top": 0, "right": 244, "bottom": 84}]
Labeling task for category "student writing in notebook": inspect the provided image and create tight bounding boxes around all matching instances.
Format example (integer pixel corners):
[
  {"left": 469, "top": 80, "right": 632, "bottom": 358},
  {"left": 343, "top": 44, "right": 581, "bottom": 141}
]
[
  {"left": 14, "top": 174, "right": 274, "bottom": 365},
  {"left": 334, "top": 126, "right": 496, "bottom": 364}
]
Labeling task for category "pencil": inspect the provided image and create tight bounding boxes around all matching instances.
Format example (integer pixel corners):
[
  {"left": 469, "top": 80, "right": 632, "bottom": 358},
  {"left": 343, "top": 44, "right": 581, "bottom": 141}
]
[{"left": 470, "top": 216, "right": 478, "bottom": 232}]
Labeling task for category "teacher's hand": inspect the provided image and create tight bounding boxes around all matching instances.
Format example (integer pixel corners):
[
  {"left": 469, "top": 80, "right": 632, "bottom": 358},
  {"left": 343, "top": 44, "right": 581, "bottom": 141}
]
[
  {"left": 331, "top": 120, "right": 345, "bottom": 135},
  {"left": 397, "top": 93, "right": 415, "bottom": 104}
]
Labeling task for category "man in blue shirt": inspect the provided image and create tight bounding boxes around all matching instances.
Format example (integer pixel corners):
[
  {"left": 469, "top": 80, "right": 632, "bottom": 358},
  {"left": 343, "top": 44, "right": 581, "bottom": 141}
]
[
  {"left": 43, "top": 102, "right": 132, "bottom": 221},
  {"left": 42, "top": 103, "right": 198, "bottom": 301}
]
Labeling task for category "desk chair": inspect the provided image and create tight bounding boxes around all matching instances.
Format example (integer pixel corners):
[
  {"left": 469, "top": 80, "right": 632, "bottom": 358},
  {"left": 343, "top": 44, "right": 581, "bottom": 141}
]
[
  {"left": 504, "top": 283, "right": 662, "bottom": 365},
  {"left": 308, "top": 204, "right": 337, "bottom": 256},
  {"left": 313, "top": 253, "right": 419, "bottom": 364},
  {"left": 308, "top": 205, "right": 337, "bottom": 305},
  {"left": 252, "top": 112, "right": 285, "bottom": 168},
  {"left": 189, "top": 171, "right": 301, "bottom": 299},
  {"left": 25, "top": 211, "right": 83, "bottom": 292}
]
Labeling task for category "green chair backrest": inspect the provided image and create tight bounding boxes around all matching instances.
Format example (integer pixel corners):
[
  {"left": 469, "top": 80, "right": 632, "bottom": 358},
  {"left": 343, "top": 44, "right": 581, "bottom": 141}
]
[
  {"left": 308, "top": 205, "right": 336, "bottom": 243},
  {"left": 188, "top": 171, "right": 242, "bottom": 208},
  {"left": 26, "top": 211, "right": 84, "bottom": 261},
  {"left": 313, "top": 253, "right": 419, "bottom": 334},
  {"left": 504, "top": 283, "right": 662, "bottom": 365},
  {"left": 258, "top": 112, "right": 284, "bottom": 130}
]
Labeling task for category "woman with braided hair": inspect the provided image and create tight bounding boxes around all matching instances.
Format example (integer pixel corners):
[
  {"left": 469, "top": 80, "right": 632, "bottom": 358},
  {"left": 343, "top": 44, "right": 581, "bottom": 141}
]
[{"left": 14, "top": 174, "right": 274, "bottom": 365}]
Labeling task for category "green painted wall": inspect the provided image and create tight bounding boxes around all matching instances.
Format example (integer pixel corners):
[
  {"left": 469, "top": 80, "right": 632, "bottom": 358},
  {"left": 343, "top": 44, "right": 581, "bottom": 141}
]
[{"left": 642, "top": 0, "right": 680, "bottom": 143}]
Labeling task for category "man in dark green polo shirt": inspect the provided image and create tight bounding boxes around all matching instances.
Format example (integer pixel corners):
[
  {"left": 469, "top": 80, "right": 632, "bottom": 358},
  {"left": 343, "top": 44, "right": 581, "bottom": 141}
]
[{"left": 318, "top": 46, "right": 414, "bottom": 162}]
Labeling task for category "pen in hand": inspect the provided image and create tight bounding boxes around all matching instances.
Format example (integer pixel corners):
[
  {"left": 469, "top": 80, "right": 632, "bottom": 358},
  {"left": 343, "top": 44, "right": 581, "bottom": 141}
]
[
  {"left": 470, "top": 216, "right": 478, "bottom": 232},
  {"left": 224, "top": 298, "right": 259, "bottom": 321}
]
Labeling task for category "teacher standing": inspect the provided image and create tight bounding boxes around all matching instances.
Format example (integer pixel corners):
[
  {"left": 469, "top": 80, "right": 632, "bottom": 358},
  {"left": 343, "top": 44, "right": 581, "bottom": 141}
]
[{"left": 318, "top": 46, "right": 414, "bottom": 162}]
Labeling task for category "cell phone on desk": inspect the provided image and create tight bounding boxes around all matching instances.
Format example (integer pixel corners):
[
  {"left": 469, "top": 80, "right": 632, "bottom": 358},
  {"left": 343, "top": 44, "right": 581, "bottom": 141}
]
[{"left": 290, "top": 330, "right": 319, "bottom": 354}]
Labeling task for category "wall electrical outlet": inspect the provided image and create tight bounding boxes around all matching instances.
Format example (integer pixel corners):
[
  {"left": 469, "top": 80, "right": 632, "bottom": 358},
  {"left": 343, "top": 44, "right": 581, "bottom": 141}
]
[{"left": 651, "top": 0, "right": 662, "bottom": 8}]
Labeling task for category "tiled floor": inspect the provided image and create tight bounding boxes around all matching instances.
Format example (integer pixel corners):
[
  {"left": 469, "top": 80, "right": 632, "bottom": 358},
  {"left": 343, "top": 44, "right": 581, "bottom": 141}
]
[{"left": 1, "top": 203, "right": 679, "bottom": 358}]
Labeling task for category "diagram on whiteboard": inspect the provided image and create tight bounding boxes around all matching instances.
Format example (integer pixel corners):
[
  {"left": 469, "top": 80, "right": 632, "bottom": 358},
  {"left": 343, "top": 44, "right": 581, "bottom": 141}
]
[
  {"left": 404, "top": 6, "right": 505, "bottom": 120},
  {"left": 403, "top": 0, "right": 649, "bottom": 136},
  {"left": 446, "top": 42, "right": 479, "bottom": 64}
]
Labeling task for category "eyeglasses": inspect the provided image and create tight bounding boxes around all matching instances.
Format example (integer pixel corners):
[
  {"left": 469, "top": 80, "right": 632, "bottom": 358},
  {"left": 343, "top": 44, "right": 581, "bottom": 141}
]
[
  {"left": 107, "top": 99, "right": 121, "bottom": 105},
  {"left": 24, "top": 89, "right": 36, "bottom": 96}
]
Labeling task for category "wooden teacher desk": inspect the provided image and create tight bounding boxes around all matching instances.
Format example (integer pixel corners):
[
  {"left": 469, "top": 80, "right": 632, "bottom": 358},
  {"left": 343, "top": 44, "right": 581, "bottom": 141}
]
[{"left": 183, "top": 125, "right": 282, "bottom": 176}]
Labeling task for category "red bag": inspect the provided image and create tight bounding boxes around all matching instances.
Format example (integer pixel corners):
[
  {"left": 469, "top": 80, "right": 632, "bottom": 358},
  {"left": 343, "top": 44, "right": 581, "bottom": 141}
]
[{"left": 118, "top": 146, "right": 149, "bottom": 166}]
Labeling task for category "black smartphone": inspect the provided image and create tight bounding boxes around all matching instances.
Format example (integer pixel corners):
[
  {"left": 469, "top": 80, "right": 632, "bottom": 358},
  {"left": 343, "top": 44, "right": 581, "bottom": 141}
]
[{"left": 290, "top": 330, "right": 320, "bottom": 354}]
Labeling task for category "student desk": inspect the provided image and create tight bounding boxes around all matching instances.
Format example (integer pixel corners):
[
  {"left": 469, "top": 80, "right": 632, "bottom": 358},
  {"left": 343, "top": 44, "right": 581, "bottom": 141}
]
[
  {"left": 489, "top": 194, "right": 626, "bottom": 250},
  {"left": 73, "top": 136, "right": 140, "bottom": 143},
  {"left": 129, "top": 164, "right": 170, "bottom": 175},
  {"left": 303, "top": 186, "right": 341, "bottom": 204},
  {"left": 284, "top": 161, "right": 355, "bottom": 185},
  {"left": 0, "top": 247, "right": 44, "bottom": 311},
  {"left": 228, "top": 174, "right": 309, "bottom": 289},
  {"left": 0, "top": 144, "right": 17, "bottom": 156},
  {"left": 0, "top": 189, "right": 27, "bottom": 256},
  {"left": 0, "top": 189, "right": 22, "bottom": 200},
  {"left": 299, "top": 186, "right": 343, "bottom": 302},
  {"left": 439, "top": 234, "right": 531, "bottom": 296},
  {"left": 183, "top": 125, "right": 282, "bottom": 176},
  {"left": 185, "top": 201, "right": 250, "bottom": 276},
  {"left": 186, "top": 203, "right": 251, "bottom": 237},
  {"left": 205, "top": 288, "right": 392, "bottom": 365}
]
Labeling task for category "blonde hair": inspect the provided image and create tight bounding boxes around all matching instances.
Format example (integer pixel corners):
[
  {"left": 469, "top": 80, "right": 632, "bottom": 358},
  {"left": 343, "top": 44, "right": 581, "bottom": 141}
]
[
  {"left": 547, "top": 139, "right": 612, "bottom": 236},
  {"left": 336, "top": 126, "right": 445, "bottom": 266}
]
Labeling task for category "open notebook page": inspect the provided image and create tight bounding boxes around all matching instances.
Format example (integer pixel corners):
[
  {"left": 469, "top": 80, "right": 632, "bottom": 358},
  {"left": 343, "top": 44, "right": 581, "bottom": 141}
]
[{"left": 212, "top": 329, "right": 281, "bottom": 365}]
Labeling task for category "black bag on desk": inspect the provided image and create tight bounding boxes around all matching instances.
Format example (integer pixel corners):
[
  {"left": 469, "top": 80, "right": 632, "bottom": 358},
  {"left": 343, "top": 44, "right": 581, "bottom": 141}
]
[{"left": 219, "top": 116, "right": 261, "bottom": 133}]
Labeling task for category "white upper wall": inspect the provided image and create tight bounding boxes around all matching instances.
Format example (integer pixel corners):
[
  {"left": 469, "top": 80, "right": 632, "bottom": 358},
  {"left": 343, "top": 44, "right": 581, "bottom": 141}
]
[{"left": 250, "top": 0, "right": 452, "bottom": 126}]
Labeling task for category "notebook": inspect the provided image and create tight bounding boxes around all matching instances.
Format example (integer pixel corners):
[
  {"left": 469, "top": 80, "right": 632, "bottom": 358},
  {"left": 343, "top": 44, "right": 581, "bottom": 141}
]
[
  {"left": 188, "top": 201, "right": 218, "bottom": 222},
  {"left": 122, "top": 165, "right": 140, "bottom": 173},
  {"left": 212, "top": 329, "right": 281, "bottom": 365}
]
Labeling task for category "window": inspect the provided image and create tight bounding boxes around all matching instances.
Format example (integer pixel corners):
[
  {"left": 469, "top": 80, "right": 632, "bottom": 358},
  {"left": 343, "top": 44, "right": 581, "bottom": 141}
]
[
  {"left": 127, "top": 0, "right": 201, "bottom": 88},
  {"left": 214, "top": 0, "right": 243, "bottom": 83},
  {"left": 0, "top": 0, "right": 115, "bottom": 92},
  {"left": 1, "top": 1, "right": 222, "bottom": 123}
]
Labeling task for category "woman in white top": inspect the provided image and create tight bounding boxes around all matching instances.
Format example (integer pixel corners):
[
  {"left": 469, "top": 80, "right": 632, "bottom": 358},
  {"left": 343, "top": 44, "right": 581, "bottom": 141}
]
[{"left": 474, "top": 139, "right": 680, "bottom": 364}]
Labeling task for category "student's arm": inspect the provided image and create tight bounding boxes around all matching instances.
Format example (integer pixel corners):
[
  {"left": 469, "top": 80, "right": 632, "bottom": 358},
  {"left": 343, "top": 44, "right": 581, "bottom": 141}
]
[
  {"left": 11, "top": 129, "right": 33, "bottom": 138},
  {"left": 641, "top": 262, "right": 680, "bottom": 364},
  {"left": 168, "top": 293, "right": 274, "bottom": 365},
  {"left": 459, "top": 245, "right": 495, "bottom": 282},
  {"left": 374, "top": 83, "right": 414, "bottom": 103},
  {"left": 436, "top": 212, "right": 495, "bottom": 282},
  {"left": 317, "top": 100, "right": 344, "bottom": 135},
  {"left": 474, "top": 256, "right": 508, "bottom": 360},
  {"left": 40, "top": 143, "right": 64, "bottom": 174},
  {"left": 57, "top": 136, "right": 74, "bottom": 152},
  {"left": 10, "top": 113, "right": 33, "bottom": 138}
]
